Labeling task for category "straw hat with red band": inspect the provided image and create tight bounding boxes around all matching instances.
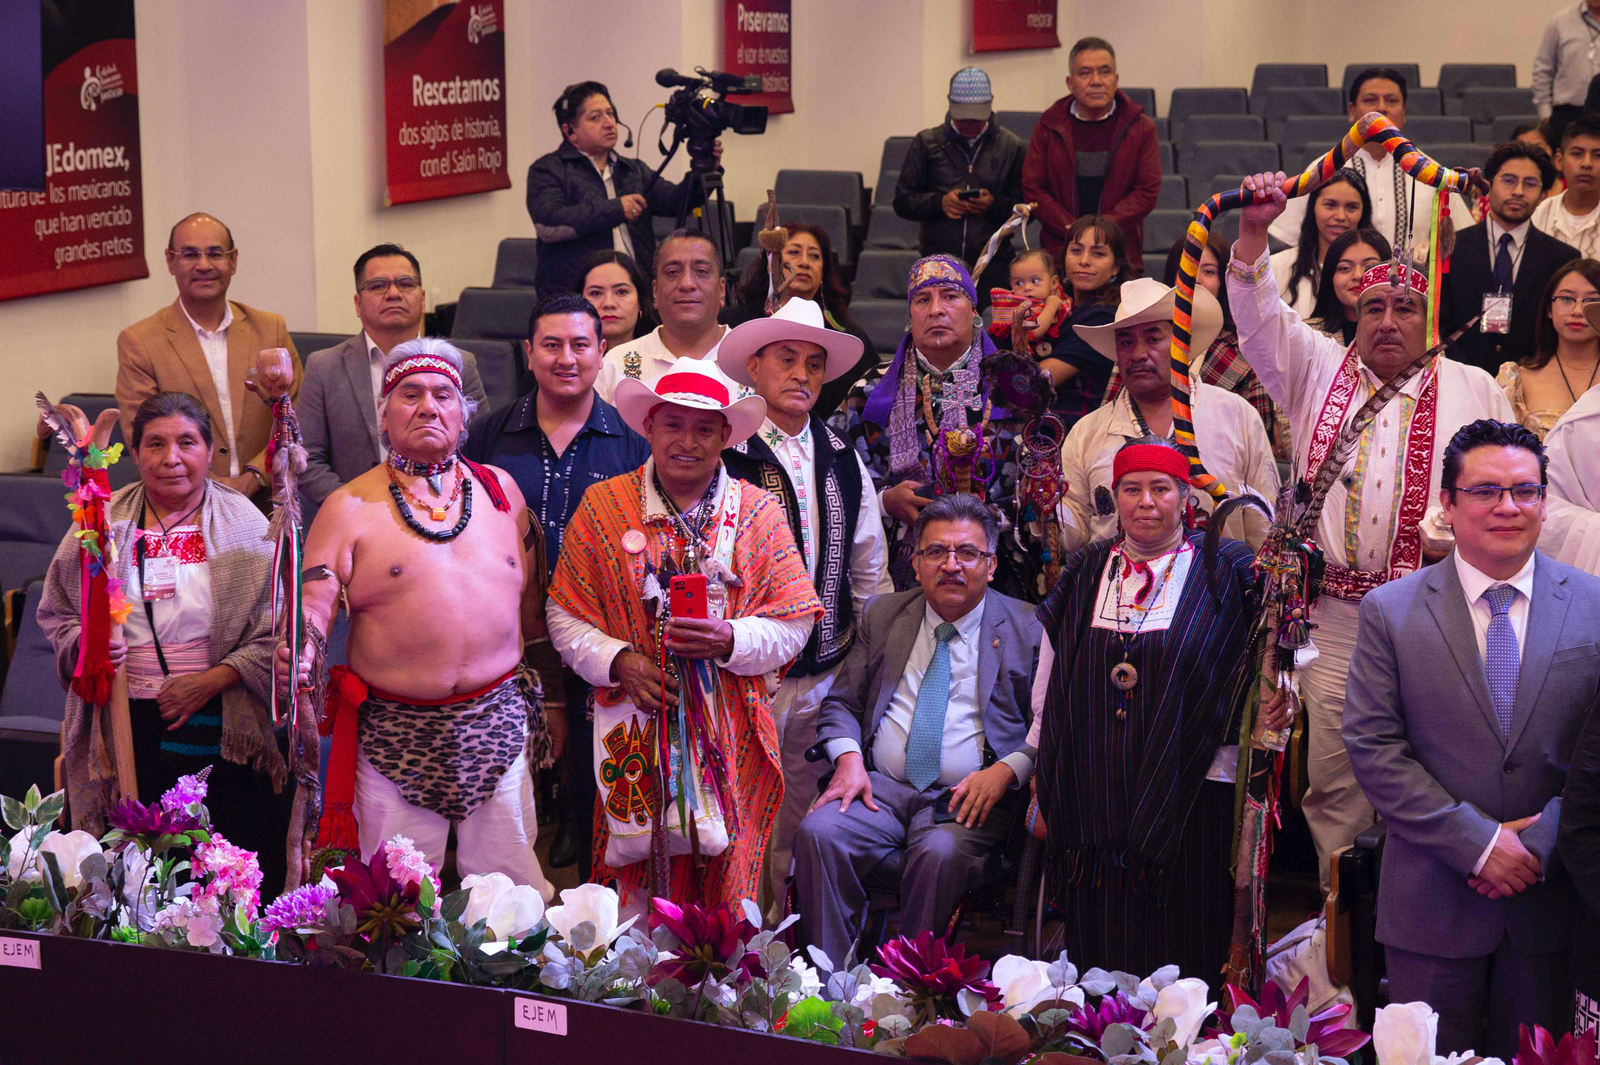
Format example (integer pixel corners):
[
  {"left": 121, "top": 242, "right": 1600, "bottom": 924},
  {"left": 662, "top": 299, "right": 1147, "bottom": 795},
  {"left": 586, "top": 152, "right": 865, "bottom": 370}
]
[
  {"left": 614, "top": 362, "right": 768, "bottom": 445},
  {"left": 1356, "top": 261, "right": 1429, "bottom": 299},
  {"left": 1112, "top": 442, "right": 1192, "bottom": 486},
  {"left": 1073, "top": 277, "right": 1224, "bottom": 363},
  {"left": 381, "top": 353, "right": 464, "bottom": 397}
]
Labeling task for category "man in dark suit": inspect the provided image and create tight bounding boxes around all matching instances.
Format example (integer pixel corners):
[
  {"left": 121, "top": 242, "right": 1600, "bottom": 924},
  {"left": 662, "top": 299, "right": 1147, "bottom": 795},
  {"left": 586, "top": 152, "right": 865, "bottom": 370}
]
[
  {"left": 1440, "top": 142, "right": 1579, "bottom": 377},
  {"left": 297, "top": 244, "right": 485, "bottom": 526},
  {"left": 1345, "top": 419, "right": 1600, "bottom": 1056},
  {"left": 793, "top": 493, "right": 1040, "bottom": 964}
]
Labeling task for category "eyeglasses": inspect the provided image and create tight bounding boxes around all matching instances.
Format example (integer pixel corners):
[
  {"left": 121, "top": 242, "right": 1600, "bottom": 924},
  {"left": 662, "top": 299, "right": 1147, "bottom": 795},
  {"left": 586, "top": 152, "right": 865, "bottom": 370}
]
[
  {"left": 1450, "top": 483, "right": 1546, "bottom": 507},
  {"left": 360, "top": 276, "right": 421, "bottom": 295},
  {"left": 915, "top": 545, "right": 993, "bottom": 565},
  {"left": 1493, "top": 174, "right": 1545, "bottom": 194},
  {"left": 1551, "top": 294, "right": 1600, "bottom": 310},
  {"left": 172, "top": 247, "right": 234, "bottom": 263}
]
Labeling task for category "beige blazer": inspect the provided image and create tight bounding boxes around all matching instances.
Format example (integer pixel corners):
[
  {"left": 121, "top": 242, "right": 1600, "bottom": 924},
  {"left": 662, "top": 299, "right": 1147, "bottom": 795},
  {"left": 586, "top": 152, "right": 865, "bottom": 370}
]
[{"left": 115, "top": 299, "right": 302, "bottom": 478}]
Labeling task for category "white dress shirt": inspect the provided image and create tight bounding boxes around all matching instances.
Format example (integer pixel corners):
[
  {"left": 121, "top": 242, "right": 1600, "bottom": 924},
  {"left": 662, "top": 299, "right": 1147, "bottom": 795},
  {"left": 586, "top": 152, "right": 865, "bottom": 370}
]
[
  {"left": 1269, "top": 246, "right": 1318, "bottom": 320},
  {"left": 1532, "top": 191, "right": 1600, "bottom": 260},
  {"left": 1534, "top": 3, "right": 1600, "bottom": 114},
  {"left": 1055, "top": 385, "right": 1279, "bottom": 555},
  {"left": 1269, "top": 150, "right": 1473, "bottom": 259},
  {"left": 1455, "top": 549, "right": 1537, "bottom": 876},
  {"left": 592, "top": 325, "right": 732, "bottom": 405},
  {"left": 823, "top": 599, "right": 1033, "bottom": 789},
  {"left": 1485, "top": 216, "right": 1532, "bottom": 286},
  {"left": 594, "top": 157, "right": 637, "bottom": 259},
  {"left": 1229, "top": 244, "right": 1515, "bottom": 575},
  {"left": 1540, "top": 386, "right": 1600, "bottom": 572},
  {"left": 179, "top": 300, "right": 239, "bottom": 475},
  {"left": 545, "top": 462, "right": 816, "bottom": 686}
]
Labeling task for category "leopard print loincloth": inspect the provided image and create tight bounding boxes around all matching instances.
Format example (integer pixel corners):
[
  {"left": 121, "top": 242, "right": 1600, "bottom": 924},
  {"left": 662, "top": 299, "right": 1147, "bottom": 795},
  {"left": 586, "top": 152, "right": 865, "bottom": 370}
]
[{"left": 359, "top": 666, "right": 551, "bottom": 823}]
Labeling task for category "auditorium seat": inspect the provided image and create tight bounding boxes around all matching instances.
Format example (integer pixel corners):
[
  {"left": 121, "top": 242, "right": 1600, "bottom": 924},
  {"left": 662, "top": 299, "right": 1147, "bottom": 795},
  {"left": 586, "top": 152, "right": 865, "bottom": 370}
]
[
  {"left": 864, "top": 204, "right": 920, "bottom": 251},
  {"left": 1159, "top": 142, "right": 1175, "bottom": 175},
  {"left": 1279, "top": 116, "right": 1353, "bottom": 173},
  {"left": 995, "top": 111, "right": 1042, "bottom": 143},
  {"left": 850, "top": 299, "right": 909, "bottom": 355},
  {"left": 1439, "top": 64, "right": 1519, "bottom": 110},
  {"left": 1407, "top": 88, "right": 1443, "bottom": 116},
  {"left": 1427, "top": 143, "right": 1490, "bottom": 171},
  {"left": 854, "top": 250, "right": 919, "bottom": 301},
  {"left": 451, "top": 287, "right": 540, "bottom": 342},
  {"left": 1168, "top": 87, "right": 1248, "bottom": 143},
  {"left": 1142, "top": 209, "right": 1192, "bottom": 258},
  {"left": 747, "top": 204, "right": 853, "bottom": 267},
  {"left": 1151, "top": 116, "right": 1169, "bottom": 142},
  {"left": 652, "top": 199, "right": 736, "bottom": 248},
  {"left": 1158, "top": 174, "right": 1189, "bottom": 209},
  {"left": 1403, "top": 115, "right": 1474, "bottom": 146},
  {"left": 1123, "top": 87, "right": 1157, "bottom": 117},
  {"left": 1454, "top": 87, "right": 1537, "bottom": 126},
  {"left": 1257, "top": 86, "right": 1345, "bottom": 138},
  {"left": 290, "top": 332, "right": 351, "bottom": 358},
  {"left": 0, "top": 474, "right": 70, "bottom": 626},
  {"left": 1478, "top": 114, "right": 1542, "bottom": 144},
  {"left": 491, "top": 238, "right": 538, "bottom": 289},
  {"left": 1341, "top": 63, "right": 1422, "bottom": 100},
  {"left": 1250, "top": 64, "right": 1329, "bottom": 110},
  {"left": 1178, "top": 114, "right": 1265, "bottom": 154},
  {"left": 1182, "top": 141, "right": 1280, "bottom": 191},
  {"left": 880, "top": 136, "right": 914, "bottom": 174},
  {"left": 0, "top": 581, "right": 67, "bottom": 801},
  {"left": 774, "top": 170, "right": 868, "bottom": 233},
  {"left": 1200, "top": 176, "right": 1244, "bottom": 245},
  {"left": 875, "top": 168, "right": 900, "bottom": 206}
]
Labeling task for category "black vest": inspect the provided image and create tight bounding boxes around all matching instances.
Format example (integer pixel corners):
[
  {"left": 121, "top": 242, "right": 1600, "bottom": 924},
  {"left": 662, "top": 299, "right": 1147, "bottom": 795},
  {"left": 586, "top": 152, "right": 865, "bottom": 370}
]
[{"left": 724, "top": 415, "right": 863, "bottom": 677}]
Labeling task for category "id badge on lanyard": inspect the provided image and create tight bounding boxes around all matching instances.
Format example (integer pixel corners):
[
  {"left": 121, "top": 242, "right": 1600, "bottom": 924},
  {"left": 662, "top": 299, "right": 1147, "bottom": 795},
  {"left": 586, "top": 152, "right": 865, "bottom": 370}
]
[
  {"left": 141, "top": 546, "right": 178, "bottom": 600},
  {"left": 1481, "top": 293, "right": 1512, "bottom": 335}
]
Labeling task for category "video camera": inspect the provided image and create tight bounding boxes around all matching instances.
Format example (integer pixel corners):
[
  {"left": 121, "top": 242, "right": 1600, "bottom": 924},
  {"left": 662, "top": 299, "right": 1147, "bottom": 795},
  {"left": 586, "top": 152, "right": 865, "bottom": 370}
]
[{"left": 654, "top": 67, "right": 769, "bottom": 164}]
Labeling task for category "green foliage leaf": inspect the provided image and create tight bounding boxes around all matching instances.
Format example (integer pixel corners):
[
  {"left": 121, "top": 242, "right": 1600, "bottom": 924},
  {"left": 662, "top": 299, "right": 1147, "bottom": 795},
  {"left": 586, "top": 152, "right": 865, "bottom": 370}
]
[
  {"left": 37, "top": 851, "right": 69, "bottom": 914},
  {"left": 783, "top": 996, "right": 844, "bottom": 1044},
  {"left": 23, "top": 785, "right": 41, "bottom": 812},
  {"left": 440, "top": 888, "right": 470, "bottom": 924}
]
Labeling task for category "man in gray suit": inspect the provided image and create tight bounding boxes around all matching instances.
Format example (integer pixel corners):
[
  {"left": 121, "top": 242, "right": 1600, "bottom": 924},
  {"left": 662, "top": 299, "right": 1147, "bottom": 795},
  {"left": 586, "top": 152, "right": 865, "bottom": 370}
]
[
  {"left": 298, "top": 243, "right": 485, "bottom": 523},
  {"left": 1346, "top": 418, "right": 1600, "bottom": 1056},
  {"left": 792, "top": 493, "right": 1040, "bottom": 965}
]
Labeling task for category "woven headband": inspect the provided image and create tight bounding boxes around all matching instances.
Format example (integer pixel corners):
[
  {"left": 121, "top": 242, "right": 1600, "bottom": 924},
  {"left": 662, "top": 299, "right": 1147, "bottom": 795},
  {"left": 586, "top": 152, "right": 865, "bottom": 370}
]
[
  {"left": 381, "top": 354, "right": 463, "bottom": 397},
  {"left": 1356, "top": 261, "right": 1429, "bottom": 299},
  {"left": 1113, "top": 444, "right": 1191, "bottom": 486}
]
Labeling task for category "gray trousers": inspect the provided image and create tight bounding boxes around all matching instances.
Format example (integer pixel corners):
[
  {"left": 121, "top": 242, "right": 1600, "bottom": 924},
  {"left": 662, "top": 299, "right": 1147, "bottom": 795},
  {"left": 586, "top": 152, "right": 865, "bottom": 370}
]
[
  {"left": 1386, "top": 935, "right": 1571, "bottom": 1058},
  {"left": 791, "top": 768, "right": 1015, "bottom": 966}
]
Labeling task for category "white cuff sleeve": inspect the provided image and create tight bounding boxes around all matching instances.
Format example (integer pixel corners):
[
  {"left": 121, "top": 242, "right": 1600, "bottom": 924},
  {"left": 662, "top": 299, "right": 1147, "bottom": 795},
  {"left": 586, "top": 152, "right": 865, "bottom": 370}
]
[
  {"left": 546, "top": 600, "right": 630, "bottom": 688},
  {"left": 825, "top": 738, "right": 863, "bottom": 763},
  {"left": 1471, "top": 827, "right": 1499, "bottom": 878},
  {"left": 1000, "top": 751, "right": 1034, "bottom": 788},
  {"left": 718, "top": 613, "right": 815, "bottom": 676}
]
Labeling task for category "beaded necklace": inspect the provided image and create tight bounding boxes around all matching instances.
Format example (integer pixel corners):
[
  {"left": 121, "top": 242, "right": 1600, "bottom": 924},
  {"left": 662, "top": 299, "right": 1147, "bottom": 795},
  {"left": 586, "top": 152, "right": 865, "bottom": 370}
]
[
  {"left": 389, "top": 451, "right": 456, "bottom": 494},
  {"left": 386, "top": 463, "right": 473, "bottom": 542},
  {"left": 651, "top": 465, "right": 721, "bottom": 560}
]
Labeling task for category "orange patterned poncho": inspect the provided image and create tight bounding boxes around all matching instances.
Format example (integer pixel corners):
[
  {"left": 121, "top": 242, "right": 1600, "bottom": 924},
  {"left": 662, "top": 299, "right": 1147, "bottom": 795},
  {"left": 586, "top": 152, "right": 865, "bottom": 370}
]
[{"left": 550, "top": 466, "right": 822, "bottom": 910}]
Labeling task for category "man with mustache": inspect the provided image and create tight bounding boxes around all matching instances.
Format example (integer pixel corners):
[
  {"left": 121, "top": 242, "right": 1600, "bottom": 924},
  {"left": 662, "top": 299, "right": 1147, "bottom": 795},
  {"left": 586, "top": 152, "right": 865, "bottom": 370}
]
[
  {"left": 717, "top": 298, "right": 894, "bottom": 912},
  {"left": 1231, "top": 170, "right": 1515, "bottom": 896},
  {"left": 547, "top": 363, "right": 822, "bottom": 910},
  {"left": 593, "top": 230, "right": 730, "bottom": 404},
  {"left": 1441, "top": 142, "right": 1577, "bottom": 377},
  {"left": 1056, "top": 277, "right": 1277, "bottom": 554}
]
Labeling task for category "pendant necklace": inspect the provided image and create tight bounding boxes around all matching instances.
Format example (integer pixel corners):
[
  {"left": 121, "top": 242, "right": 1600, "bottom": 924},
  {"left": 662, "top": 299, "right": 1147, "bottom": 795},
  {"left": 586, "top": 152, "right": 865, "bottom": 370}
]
[
  {"left": 389, "top": 451, "right": 456, "bottom": 495},
  {"left": 386, "top": 462, "right": 472, "bottom": 542},
  {"left": 1108, "top": 541, "right": 1180, "bottom": 707}
]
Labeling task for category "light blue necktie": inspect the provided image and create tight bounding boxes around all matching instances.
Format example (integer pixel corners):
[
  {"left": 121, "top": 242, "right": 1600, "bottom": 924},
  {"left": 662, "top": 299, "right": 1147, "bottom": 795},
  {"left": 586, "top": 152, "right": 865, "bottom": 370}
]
[
  {"left": 1483, "top": 583, "right": 1519, "bottom": 739},
  {"left": 905, "top": 622, "right": 959, "bottom": 791}
]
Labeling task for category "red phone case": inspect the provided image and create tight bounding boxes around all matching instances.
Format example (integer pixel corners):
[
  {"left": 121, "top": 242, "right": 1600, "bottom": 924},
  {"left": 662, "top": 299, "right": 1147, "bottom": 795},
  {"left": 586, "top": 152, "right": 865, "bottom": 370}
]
[{"left": 669, "top": 574, "right": 709, "bottom": 619}]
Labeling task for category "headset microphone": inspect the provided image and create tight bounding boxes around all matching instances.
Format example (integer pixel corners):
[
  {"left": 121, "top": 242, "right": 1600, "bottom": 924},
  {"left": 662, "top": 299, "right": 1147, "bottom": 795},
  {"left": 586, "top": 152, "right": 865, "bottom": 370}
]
[{"left": 619, "top": 120, "right": 634, "bottom": 149}]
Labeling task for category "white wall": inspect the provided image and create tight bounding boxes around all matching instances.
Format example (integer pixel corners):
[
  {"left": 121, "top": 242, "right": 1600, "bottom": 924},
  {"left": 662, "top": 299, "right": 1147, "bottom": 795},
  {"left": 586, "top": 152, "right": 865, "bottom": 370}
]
[{"left": 0, "top": 0, "right": 1551, "bottom": 468}]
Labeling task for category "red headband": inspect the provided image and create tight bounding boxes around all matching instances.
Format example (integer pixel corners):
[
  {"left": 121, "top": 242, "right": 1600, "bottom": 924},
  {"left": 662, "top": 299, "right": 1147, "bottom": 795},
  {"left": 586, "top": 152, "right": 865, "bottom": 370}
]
[
  {"left": 381, "top": 354, "right": 463, "bottom": 397},
  {"left": 1113, "top": 444, "right": 1191, "bottom": 486},
  {"left": 1356, "top": 261, "right": 1429, "bottom": 299}
]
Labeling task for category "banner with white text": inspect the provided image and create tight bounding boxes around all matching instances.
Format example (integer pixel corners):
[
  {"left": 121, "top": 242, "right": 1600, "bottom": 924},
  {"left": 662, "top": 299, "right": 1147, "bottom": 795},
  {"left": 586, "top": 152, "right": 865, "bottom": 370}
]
[
  {"left": 0, "top": 1, "right": 146, "bottom": 302},
  {"left": 383, "top": 0, "right": 510, "bottom": 206},
  {"left": 972, "top": 0, "right": 1060, "bottom": 53},
  {"left": 723, "top": 0, "right": 793, "bottom": 115}
]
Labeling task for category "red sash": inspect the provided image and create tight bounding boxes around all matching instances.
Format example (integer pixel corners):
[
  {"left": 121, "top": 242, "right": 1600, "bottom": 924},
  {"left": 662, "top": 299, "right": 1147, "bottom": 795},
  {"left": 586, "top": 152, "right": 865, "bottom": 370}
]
[{"left": 1303, "top": 349, "right": 1439, "bottom": 600}]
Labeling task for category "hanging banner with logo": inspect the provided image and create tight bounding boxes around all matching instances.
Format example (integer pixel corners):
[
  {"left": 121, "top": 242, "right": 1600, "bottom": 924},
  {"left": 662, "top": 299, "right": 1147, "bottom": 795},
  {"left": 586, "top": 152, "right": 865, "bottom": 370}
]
[
  {"left": 722, "top": 0, "right": 793, "bottom": 115},
  {"left": 383, "top": 0, "right": 510, "bottom": 206},
  {"left": 0, "top": 1, "right": 146, "bottom": 303},
  {"left": 972, "top": 0, "right": 1060, "bottom": 53}
]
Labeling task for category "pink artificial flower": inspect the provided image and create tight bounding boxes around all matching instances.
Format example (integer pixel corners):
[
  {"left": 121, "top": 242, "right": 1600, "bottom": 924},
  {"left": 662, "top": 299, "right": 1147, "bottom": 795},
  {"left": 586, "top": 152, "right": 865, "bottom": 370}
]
[
  {"left": 382, "top": 834, "right": 440, "bottom": 898},
  {"left": 192, "top": 834, "right": 263, "bottom": 916}
]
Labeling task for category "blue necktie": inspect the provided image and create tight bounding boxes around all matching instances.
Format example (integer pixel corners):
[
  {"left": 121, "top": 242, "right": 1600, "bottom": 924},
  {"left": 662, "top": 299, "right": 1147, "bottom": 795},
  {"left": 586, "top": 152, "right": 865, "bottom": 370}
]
[
  {"left": 1492, "top": 232, "right": 1514, "bottom": 293},
  {"left": 904, "top": 622, "right": 959, "bottom": 791},
  {"left": 1483, "top": 583, "right": 1519, "bottom": 739}
]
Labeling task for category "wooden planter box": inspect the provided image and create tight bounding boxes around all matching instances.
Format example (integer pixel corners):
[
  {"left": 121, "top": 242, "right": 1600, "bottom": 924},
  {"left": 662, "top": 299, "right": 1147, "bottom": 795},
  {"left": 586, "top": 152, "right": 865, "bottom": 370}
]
[{"left": 0, "top": 931, "right": 875, "bottom": 1064}]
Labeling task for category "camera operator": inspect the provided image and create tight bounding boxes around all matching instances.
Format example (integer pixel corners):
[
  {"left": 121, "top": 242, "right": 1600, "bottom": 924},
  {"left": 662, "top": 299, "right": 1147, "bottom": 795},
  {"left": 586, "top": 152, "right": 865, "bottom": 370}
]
[
  {"left": 527, "top": 80, "right": 721, "bottom": 296},
  {"left": 894, "top": 68, "right": 1026, "bottom": 310}
]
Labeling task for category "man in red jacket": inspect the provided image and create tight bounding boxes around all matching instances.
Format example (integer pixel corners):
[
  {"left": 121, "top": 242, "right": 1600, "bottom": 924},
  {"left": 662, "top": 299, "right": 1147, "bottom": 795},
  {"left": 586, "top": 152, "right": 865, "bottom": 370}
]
[{"left": 1023, "top": 37, "right": 1163, "bottom": 272}]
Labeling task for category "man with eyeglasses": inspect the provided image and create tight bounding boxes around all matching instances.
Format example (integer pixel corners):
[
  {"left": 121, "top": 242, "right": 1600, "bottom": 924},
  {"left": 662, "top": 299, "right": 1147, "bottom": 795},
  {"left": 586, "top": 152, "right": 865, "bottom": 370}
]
[
  {"left": 116, "top": 212, "right": 302, "bottom": 499},
  {"left": 1231, "top": 172, "right": 1516, "bottom": 896},
  {"left": 1345, "top": 418, "right": 1600, "bottom": 1056},
  {"left": 296, "top": 243, "right": 486, "bottom": 525},
  {"left": 1441, "top": 142, "right": 1579, "bottom": 377},
  {"left": 793, "top": 493, "right": 1040, "bottom": 965}
]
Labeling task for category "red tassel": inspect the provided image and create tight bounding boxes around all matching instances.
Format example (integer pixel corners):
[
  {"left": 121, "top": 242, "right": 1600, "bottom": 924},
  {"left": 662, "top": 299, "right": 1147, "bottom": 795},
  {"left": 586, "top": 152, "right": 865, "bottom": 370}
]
[{"left": 315, "top": 666, "right": 365, "bottom": 853}]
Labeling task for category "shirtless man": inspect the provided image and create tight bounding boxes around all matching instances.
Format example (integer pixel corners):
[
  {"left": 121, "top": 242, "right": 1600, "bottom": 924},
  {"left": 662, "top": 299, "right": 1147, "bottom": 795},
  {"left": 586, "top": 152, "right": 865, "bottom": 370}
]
[{"left": 280, "top": 337, "right": 555, "bottom": 896}]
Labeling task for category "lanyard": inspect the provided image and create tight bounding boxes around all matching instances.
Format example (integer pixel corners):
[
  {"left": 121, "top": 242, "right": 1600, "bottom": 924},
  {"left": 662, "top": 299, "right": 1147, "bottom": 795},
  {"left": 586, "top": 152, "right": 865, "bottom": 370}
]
[
  {"left": 1487, "top": 219, "right": 1527, "bottom": 290},
  {"left": 135, "top": 491, "right": 205, "bottom": 678}
]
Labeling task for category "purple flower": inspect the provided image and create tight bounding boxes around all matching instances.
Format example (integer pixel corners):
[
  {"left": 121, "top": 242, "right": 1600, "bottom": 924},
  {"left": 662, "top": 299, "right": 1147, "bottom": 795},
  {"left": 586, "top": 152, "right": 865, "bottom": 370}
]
[
  {"left": 159, "top": 772, "right": 209, "bottom": 814},
  {"left": 871, "top": 931, "right": 1001, "bottom": 1015},
  {"left": 1208, "top": 978, "right": 1370, "bottom": 1057},
  {"left": 260, "top": 882, "right": 338, "bottom": 935},
  {"left": 326, "top": 846, "right": 421, "bottom": 941},
  {"left": 1067, "top": 991, "right": 1145, "bottom": 1044},
  {"left": 646, "top": 897, "right": 763, "bottom": 986},
  {"left": 107, "top": 796, "right": 200, "bottom": 836}
]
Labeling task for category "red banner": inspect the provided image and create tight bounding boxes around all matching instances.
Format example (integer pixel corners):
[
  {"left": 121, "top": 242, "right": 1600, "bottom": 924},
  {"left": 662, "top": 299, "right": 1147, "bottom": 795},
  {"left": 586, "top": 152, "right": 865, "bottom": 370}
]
[
  {"left": 972, "top": 0, "right": 1060, "bottom": 53},
  {"left": 722, "top": 0, "right": 793, "bottom": 115},
  {"left": 383, "top": 0, "right": 510, "bottom": 206},
  {"left": 0, "top": 18, "right": 147, "bottom": 303}
]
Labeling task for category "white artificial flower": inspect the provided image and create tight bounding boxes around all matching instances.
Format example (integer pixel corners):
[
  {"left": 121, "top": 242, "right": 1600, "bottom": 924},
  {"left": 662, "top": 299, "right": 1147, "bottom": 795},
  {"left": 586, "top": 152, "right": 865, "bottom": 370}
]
[
  {"left": 1372, "top": 1002, "right": 1439, "bottom": 1065},
  {"left": 1436, "top": 1053, "right": 1505, "bottom": 1065},
  {"left": 1188, "top": 1038, "right": 1235, "bottom": 1065},
  {"left": 6, "top": 829, "right": 39, "bottom": 882},
  {"left": 792, "top": 958, "right": 823, "bottom": 997},
  {"left": 36, "top": 831, "right": 103, "bottom": 890},
  {"left": 992, "top": 954, "right": 1086, "bottom": 1017},
  {"left": 543, "top": 882, "right": 636, "bottom": 949},
  {"left": 461, "top": 871, "right": 545, "bottom": 942},
  {"left": 1150, "top": 978, "right": 1216, "bottom": 1049}
]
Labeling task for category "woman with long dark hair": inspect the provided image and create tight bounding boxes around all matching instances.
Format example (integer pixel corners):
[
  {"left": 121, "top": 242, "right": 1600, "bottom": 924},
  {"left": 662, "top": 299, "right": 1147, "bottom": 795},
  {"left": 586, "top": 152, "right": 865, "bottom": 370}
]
[
  {"left": 1305, "top": 227, "right": 1393, "bottom": 347},
  {"left": 1039, "top": 214, "right": 1133, "bottom": 425},
  {"left": 1499, "top": 258, "right": 1600, "bottom": 438},
  {"left": 578, "top": 249, "right": 656, "bottom": 345},
  {"left": 1270, "top": 170, "right": 1371, "bottom": 320},
  {"left": 731, "top": 221, "right": 876, "bottom": 415}
]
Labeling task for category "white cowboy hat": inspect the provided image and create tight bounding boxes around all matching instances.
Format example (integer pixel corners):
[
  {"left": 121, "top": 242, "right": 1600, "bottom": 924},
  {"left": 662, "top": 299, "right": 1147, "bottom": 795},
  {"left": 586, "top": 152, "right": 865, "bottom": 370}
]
[
  {"left": 1073, "top": 277, "right": 1224, "bottom": 363},
  {"left": 614, "top": 361, "right": 768, "bottom": 446},
  {"left": 715, "top": 298, "right": 864, "bottom": 386}
]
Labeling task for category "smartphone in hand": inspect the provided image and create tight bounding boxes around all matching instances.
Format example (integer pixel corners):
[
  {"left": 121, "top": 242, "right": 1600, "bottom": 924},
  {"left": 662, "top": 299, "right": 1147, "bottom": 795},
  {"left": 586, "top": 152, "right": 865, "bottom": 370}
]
[{"left": 669, "top": 574, "right": 709, "bottom": 619}]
